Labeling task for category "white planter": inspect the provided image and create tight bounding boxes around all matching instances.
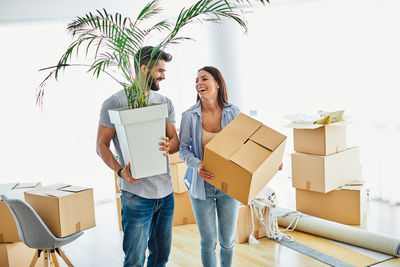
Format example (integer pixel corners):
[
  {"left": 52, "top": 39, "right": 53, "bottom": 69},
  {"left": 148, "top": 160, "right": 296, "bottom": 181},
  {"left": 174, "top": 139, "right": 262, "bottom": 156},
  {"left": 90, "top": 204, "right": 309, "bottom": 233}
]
[{"left": 109, "top": 103, "right": 168, "bottom": 178}]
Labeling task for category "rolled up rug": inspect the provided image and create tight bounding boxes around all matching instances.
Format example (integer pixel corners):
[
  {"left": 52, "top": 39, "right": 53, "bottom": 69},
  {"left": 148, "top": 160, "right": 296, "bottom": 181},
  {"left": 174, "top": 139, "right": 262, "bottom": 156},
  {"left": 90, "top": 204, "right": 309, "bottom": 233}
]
[{"left": 276, "top": 207, "right": 400, "bottom": 257}]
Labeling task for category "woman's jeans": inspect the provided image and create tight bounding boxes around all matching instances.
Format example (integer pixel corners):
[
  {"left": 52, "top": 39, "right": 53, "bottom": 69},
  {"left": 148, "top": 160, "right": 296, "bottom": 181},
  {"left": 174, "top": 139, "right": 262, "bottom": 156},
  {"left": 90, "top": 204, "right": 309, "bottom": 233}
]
[
  {"left": 121, "top": 190, "right": 174, "bottom": 267},
  {"left": 190, "top": 182, "right": 240, "bottom": 267}
]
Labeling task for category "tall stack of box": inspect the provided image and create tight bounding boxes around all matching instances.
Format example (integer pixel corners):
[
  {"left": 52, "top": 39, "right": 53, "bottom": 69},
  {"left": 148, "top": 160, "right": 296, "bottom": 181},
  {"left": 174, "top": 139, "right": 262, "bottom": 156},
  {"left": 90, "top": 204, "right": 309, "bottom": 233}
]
[
  {"left": 0, "top": 183, "right": 44, "bottom": 266},
  {"left": 291, "top": 124, "right": 366, "bottom": 225},
  {"left": 170, "top": 152, "right": 196, "bottom": 226}
]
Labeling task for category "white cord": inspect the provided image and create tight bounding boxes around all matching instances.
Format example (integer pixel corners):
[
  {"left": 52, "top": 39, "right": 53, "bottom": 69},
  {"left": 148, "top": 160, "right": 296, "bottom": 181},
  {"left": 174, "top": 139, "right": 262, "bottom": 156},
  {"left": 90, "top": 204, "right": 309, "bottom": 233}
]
[
  {"left": 248, "top": 187, "right": 304, "bottom": 244},
  {"left": 248, "top": 202, "right": 260, "bottom": 245}
]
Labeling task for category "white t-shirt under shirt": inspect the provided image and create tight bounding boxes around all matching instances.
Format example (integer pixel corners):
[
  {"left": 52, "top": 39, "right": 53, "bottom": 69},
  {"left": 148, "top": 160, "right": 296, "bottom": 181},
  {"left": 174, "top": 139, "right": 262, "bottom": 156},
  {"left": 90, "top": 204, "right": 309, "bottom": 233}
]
[{"left": 99, "top": 89, "right": 175, "bottom": 199}]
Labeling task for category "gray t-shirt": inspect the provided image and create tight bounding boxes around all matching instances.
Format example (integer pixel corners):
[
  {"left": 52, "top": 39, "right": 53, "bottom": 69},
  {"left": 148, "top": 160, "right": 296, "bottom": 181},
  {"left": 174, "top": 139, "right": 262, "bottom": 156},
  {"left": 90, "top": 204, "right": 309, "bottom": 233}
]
[{"left": 99, "top": 89, "right": 175, "bottom": 199}]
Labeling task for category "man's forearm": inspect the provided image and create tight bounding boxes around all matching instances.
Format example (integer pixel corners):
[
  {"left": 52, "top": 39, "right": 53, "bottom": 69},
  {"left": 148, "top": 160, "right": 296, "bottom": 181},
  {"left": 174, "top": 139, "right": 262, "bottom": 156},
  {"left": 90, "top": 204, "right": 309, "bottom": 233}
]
[
  {"left": 97, "top": 144, "right": 122, "bottom": 173},
  {"left": 168, "top": 136, "right": 180, "bottom": 154}
]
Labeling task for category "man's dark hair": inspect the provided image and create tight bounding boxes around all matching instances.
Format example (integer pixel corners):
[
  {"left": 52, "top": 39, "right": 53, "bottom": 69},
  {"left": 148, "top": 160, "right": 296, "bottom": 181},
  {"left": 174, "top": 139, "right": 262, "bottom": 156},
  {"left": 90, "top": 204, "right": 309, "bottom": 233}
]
[
  {"left": 197, "top": 66, "right": 228, "bottom": 108},
  {"left": 134, "top": 46, "right": 172, "bottom": 74}
]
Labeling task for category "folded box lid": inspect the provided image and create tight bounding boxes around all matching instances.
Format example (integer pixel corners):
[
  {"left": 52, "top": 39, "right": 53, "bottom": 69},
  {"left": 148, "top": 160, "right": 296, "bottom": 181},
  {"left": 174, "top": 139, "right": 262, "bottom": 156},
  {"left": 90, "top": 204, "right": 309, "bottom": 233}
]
[
  {"left": 26, "top": 184, "right": 91, "bottom": 198},
  {"left": 59, "top": 185, "right": 90, "bottom": 193},
  {"left": 285, "top": 121, "right": 349, "bottom": 129},
  {"left": 249, "top": 125, "right": 286, "bottom": 152},
  {"left": 222, "top": 113, "right": 263, "bottom": 142},
  {"left": 230, "top": 140, "right": 273, "bottom": 173},
  {"left": 0, "top": 183, "right": 18, "bottom": 195},
  {"left": 229, "top": 124, "right": 286, "bottom": 173},
  {"left": 1, "top": 183, "right": 41, "bottom": 199},
  {"left": 339, "top": 181, "right": 365, "bottom": 191},
  {"left": 206, "top": 113, "right": 286, "bottom": 173},
  {"left": 206, "top": 113, "right": 263, "bottom": 159},
  {"left": 26, "top": 187, "right": 71, "bottom": 198}
]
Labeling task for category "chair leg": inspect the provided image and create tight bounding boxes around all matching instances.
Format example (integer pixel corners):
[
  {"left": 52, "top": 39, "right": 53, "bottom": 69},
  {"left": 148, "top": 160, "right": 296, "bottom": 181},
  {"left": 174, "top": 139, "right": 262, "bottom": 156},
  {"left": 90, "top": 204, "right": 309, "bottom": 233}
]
[
  {"left": 43, "top": 250, "right": 50, "bottom": 267},
  {"left": 50, "top": 250, "right": 60, "bottom": 267},
  {"left": 56, "top": 248, "right": 74, "bottom": 267},
  {"left": 30, "top": 250, "right": 40, "bottom": 267}
]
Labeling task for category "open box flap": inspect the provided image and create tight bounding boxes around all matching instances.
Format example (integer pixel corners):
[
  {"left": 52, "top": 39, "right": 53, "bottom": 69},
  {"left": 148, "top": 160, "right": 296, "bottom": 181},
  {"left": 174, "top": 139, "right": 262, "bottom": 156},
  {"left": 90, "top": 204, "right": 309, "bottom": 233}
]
[
  {"left": 26, "top": 187, "right": 71, "bottom": 198},
  {"left": 60, "top": 185, "right": 91, "bottom": 193},
  {"left": 15, "top": 182, "right": 41, "bottom": 189},
  {"left": 339, "top": 181, "right": 365, "bottom": 191},
  {"left": 0, "top": 183, "right": 18, "bottom": 195}
]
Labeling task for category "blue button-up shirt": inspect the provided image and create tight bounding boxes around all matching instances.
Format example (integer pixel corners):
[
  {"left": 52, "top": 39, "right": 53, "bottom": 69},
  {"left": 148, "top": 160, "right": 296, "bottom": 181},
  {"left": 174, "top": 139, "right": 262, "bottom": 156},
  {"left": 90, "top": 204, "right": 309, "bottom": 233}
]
[{"left": 178, "top": 101, "right": 240, "bottom": 200}]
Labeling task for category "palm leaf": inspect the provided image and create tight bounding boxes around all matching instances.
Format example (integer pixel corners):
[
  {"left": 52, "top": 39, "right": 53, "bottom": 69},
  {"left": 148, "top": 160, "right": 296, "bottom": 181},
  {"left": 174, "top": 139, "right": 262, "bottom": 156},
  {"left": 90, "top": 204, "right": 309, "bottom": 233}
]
[{"left": 36, "top": 0, "right": 267, "bottom": 109}]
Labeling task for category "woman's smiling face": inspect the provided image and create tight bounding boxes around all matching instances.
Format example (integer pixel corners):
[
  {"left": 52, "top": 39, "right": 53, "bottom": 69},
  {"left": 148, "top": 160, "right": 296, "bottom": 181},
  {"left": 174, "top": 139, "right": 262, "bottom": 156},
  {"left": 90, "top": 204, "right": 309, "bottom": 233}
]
[{"left": 196, "top": 70, "right": 220, "bottom": 101}]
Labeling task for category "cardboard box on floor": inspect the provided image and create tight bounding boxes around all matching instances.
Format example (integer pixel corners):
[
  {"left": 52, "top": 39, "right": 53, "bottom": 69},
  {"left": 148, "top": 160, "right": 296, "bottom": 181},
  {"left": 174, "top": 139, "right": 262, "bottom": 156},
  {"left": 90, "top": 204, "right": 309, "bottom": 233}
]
[
  {"left": 169, "top": 152, "right": 183, "bottom": 164},
  {"left": 173, "top": 191, "right": 195, "bottom": 226},
  {"left": 291, "top": 147, "right": 360, "bottom": 193},
  {"left": 236, "top": 204, "right": 269, "bottom": 244},
  {"left": 0, "top": 242, "right": 43, "bottom": 267},
  {"left": 116, "top": 194, "right": 122, "bottom": 231},
  {"left": 296, "top": 182, "right": 366, "bottom": 225},
  {"left": 203, "top": 113, "right": 286, "bottom": 205},
  {"left": 0, "top": 183, "right": 41, "bottom": 243},
  {"left": 114, "top": 172, "right": 121, "bottom": 193},
  {"left": 24, "top": 184, "right": 96, "bottom": 238},
  {"left": 170, "top": 162, "right": 188, "bottom": 193},
  {"left": 292, "top": 125, "right": 347, "bottom": 156}
]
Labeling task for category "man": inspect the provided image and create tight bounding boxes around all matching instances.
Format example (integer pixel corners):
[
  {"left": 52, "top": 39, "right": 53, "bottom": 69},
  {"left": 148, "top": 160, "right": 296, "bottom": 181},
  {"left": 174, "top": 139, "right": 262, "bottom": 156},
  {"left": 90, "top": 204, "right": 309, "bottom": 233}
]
[{"left": 96, "top": 46, "right": 179, "bottom": 267}]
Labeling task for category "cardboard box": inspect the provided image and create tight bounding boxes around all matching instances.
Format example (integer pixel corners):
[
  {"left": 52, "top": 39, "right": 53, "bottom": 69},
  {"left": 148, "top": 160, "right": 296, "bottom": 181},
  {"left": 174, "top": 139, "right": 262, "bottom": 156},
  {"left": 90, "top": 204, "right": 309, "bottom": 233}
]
[
  {"left": 114, "top": 172, "right": 121, "bottom": 193},
  {"left": 203, "top": 113, "right": 286, "bottom": 205},
  {"left": 169, "top": 152, "right": 183, "bottom": 164},
  {"left": 236, "top": 204, "right": 268, "bottom": 244},
  {"left": 173, "top": 191, "right": 196, "bottom": 226},
  {"left": 0, "top": 183, "right": 41, "bottom": 243},
  {"left": 0, "top": 242, "right": 43, "bottom": 267},
  {"left": 170, "top": 162, "right": 188, "bottom": 193},
  {"left": 293, "top": 125, "right": 347, "bottom": 156},
  {"left": 116, "top": 194, "right": 122, "bottom": 231},
  {"left": 296, "top": 182, "right": 366, "bottom": 225},
  {"left": 24, "top": 184, "right": 96, "bottom": 238},
  {"left": 292, "top": 147, "right": 360, "bottom": 193}
]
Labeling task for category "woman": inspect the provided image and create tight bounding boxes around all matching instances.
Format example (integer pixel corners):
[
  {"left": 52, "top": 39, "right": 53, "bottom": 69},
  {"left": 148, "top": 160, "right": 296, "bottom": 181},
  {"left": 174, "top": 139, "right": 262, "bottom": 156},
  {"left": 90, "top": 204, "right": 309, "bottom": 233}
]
[{"left": 179, "top": 66, "right": 240, "bottom": 267}]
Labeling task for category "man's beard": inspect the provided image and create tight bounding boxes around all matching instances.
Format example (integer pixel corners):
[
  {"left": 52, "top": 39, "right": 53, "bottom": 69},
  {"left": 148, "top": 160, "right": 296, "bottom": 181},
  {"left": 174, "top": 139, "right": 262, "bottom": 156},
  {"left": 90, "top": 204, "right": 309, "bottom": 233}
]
[{"left": 147, "top": 77, "right": 160, "bottom": 91}]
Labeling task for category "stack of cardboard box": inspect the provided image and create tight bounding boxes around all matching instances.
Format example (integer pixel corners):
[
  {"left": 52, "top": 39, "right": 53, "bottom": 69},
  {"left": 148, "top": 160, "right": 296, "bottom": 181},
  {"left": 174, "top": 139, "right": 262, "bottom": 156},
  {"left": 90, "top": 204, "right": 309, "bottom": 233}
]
[
  {"left": 114, "top": 173, "right": 123, "bottom": 231},
  {"left": 114, "top": 152, "right": 196, "bottom": 230},
  {"left": 0, "top": 183, "right": 44, "bottom": 267},
  {"left": 169, "top": 152, "right": 196, "bottom": 226},
  {"left": 291, "top": 124, "right": 366, "bottom": 225}
]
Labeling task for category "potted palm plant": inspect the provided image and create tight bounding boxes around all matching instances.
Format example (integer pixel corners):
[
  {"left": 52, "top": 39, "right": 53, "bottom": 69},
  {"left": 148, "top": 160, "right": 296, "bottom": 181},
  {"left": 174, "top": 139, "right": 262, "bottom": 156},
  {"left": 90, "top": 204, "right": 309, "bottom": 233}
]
[{"left": 35, "top": 0, "right": 268, "bottom": 178}]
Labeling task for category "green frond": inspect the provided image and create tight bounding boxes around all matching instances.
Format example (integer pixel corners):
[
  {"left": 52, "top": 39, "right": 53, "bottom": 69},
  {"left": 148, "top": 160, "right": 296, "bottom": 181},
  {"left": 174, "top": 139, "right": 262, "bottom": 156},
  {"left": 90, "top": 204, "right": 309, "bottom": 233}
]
[
  {"left": 136, "top": 0, "right": 162, "bottom": 22},
  {"left": 37, "top": 0, "right": 265, "bottom": 109},
  {"left": 235, "top": 0, "right": 269, "bottom": 5}
]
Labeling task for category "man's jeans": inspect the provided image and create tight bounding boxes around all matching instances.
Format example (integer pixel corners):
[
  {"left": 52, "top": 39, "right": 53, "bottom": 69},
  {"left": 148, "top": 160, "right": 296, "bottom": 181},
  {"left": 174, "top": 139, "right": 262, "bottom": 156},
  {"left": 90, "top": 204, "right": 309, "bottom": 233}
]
[
  {"left": 121, "top": 190, "right": 174, "bottom": 267},
  {"left": 190, "top": 182, "right": 240, "bottom": 267}
]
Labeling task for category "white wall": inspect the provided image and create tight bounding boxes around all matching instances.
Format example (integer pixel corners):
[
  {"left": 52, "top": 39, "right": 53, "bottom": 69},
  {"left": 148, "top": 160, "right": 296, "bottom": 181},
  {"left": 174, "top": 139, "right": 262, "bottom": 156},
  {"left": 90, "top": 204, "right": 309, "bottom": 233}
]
[
  {"left": 1, "top": 0, "right": 399, "bottom": 202},
  {"left": 0, "top": 17, "right": 210, "bottom": 202}
]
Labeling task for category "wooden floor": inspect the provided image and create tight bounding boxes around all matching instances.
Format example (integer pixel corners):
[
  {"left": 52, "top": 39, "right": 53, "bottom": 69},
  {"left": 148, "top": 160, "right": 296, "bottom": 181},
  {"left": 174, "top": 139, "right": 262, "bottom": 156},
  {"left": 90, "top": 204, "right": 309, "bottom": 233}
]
[{"left": 54, "top": 191, "right": 400, "bottom": 267}]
